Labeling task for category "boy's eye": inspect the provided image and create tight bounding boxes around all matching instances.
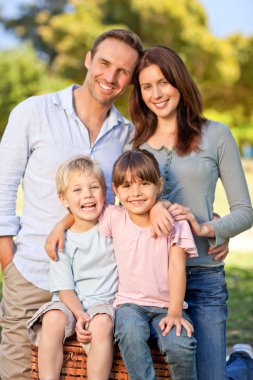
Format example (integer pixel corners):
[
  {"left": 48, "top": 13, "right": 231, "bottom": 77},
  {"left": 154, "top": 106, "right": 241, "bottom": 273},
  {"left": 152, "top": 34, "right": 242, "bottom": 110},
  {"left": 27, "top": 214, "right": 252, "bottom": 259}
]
[
  {"left": 142, "top": 181, "right": 150, "bottom": 186},
  {"left": 122, "top": 183, "right": 130, "bottom": 188}
]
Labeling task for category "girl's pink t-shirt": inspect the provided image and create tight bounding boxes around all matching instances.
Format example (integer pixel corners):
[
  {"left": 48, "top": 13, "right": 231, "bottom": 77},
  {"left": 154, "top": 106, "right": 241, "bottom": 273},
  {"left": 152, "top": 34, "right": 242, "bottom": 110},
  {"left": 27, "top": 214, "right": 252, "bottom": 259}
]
[{"left": 99, "top": 205, "right": 198, "bottom": 308}]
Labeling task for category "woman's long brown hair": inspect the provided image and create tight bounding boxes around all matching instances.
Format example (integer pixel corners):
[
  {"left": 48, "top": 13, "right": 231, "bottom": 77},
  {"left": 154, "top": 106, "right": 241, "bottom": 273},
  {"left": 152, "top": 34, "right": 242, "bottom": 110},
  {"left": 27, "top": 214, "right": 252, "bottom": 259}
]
[{"left": 129, "top": 46, "right": 206, "bottom": 154}]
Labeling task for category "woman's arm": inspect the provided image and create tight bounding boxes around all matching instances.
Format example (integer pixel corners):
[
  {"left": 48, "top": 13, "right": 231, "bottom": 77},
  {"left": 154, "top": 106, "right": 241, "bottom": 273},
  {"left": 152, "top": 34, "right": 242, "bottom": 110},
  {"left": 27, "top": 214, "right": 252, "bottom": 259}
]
[
  {"left": 45, "top": 213, "right": 74, "bottom": 260},
  {"left": 159, "top": 246, "right": 193, "bottom": 337},
  {"left": 208, "top": 125, "right": 253, "bottom": 244}
]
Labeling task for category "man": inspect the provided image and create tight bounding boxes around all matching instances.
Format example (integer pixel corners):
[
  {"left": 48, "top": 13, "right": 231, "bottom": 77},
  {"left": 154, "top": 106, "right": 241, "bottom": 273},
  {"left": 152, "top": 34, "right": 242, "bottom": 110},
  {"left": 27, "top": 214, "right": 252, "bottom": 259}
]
[{"left": 0, "top": 28, "right": 142, "bottom": 380}]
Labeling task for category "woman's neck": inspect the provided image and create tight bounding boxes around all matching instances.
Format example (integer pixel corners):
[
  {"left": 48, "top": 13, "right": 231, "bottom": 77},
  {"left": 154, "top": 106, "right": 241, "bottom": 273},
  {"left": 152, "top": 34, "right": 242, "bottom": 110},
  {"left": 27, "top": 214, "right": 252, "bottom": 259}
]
[{"left": 148, "top": 119, "right": 177, "bottom": 150}]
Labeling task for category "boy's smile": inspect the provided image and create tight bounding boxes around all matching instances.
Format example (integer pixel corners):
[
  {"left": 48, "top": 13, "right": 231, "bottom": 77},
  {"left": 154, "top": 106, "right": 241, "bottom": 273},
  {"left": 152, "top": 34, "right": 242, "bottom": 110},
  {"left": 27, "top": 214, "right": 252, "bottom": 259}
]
[{"left": 60, "top": 171, "right": 105, "bottom": 232}]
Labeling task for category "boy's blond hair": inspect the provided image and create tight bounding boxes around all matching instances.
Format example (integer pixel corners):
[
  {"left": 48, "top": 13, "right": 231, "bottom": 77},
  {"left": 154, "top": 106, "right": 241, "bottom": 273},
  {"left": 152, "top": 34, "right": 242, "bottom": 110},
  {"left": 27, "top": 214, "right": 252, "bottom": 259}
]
[{"left": 56, "top": 155, "right": 107, "bottom": 197}]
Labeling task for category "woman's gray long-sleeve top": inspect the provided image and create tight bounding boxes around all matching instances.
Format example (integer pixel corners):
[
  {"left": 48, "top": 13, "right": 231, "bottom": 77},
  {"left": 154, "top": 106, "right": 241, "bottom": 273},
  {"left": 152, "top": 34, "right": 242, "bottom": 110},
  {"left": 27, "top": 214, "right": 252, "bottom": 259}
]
[{"left": 141, "top": 120, "right": 253, "bottom": 267}]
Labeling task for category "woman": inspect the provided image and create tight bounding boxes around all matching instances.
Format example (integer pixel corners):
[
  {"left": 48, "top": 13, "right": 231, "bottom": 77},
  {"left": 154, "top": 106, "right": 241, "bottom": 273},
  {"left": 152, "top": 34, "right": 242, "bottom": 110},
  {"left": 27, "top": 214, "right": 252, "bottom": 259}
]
[{"left": 129, "top": 45, "right": 253, "bottom": 380}]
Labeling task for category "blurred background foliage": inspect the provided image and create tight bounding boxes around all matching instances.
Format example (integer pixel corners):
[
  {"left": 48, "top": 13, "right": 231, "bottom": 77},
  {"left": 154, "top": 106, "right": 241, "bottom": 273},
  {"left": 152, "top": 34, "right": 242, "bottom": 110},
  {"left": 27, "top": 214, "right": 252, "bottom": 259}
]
[{"left": 0, "top": 0, "right": 253, "bottom": 152}]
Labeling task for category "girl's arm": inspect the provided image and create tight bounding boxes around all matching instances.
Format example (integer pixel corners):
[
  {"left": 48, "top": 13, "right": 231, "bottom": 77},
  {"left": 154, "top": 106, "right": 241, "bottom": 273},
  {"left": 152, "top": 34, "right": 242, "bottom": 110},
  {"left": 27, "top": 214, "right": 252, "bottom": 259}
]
[
  {"left": 59, "top": 290, "right": 91, "bottom": 343},
  {"left": 45, "top": 213, "right": 74, "bottom": 260},
  {"left": 159, "top": 245, "right": 194, "bottom": 337}
]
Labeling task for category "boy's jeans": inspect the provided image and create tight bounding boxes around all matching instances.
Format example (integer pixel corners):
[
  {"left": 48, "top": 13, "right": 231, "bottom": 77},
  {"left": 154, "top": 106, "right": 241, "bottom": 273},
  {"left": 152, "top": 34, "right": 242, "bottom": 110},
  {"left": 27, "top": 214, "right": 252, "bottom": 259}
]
[
  {"left": 115, "top": 304, "right": 197, "bottom": 380},
  {"left": 185, "top": 265, "right": 228, "bottom": 380}
]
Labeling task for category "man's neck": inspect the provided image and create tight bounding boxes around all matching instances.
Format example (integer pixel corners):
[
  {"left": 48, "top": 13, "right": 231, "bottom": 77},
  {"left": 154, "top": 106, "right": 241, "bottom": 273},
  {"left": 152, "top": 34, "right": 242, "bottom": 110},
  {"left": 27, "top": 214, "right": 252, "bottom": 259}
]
[{"left": 73, "top": 86, "right": 112, "bottom": 144}]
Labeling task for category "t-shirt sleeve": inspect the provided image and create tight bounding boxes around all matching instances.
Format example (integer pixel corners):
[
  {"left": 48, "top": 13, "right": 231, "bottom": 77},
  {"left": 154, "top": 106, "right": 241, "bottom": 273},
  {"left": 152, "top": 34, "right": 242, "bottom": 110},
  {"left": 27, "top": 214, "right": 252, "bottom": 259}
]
[
  {"left": 170, "top": 220, "right": 198, "bottom": 258},
  {"left": 49, "top": 236, "right": 75, "bottom": 293}
]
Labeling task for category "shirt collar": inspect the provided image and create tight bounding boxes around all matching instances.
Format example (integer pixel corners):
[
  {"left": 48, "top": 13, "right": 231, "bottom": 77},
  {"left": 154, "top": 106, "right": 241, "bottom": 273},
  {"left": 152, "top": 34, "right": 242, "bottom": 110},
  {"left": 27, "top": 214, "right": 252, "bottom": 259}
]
[{"left": 51, "top": 84, "right": 131, "bottom": 128}]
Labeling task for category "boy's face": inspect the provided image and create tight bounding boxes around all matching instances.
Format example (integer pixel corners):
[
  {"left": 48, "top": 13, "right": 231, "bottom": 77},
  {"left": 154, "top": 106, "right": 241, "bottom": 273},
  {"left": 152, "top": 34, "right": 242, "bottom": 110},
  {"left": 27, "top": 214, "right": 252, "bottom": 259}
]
[{"left": 60, "top": 170, "right": 105, "bottom": 230}]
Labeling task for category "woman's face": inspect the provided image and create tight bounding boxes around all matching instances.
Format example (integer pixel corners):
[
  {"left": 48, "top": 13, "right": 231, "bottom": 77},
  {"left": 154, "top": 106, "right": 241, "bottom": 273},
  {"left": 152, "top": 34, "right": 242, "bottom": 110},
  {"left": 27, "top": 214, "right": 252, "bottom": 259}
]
[{"left": 139, "top": 64, "right": 180, "bottom": 122}]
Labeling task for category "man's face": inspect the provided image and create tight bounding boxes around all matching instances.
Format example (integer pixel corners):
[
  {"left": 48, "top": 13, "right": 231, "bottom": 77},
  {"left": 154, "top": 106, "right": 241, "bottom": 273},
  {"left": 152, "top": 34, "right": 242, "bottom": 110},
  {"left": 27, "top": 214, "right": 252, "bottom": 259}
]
[{"left": 84, "top": 38, "right": 139, "bottom": 106}]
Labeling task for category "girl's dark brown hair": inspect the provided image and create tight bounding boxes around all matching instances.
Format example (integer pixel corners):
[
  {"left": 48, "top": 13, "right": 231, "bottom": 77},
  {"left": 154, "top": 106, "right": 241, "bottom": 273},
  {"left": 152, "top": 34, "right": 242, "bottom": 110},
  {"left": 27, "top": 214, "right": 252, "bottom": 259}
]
[
  {"left": 112, "top": 149, "right": 161, "bottom": 188},
  {"left": 129, "top": 46, "right": 206, "bottom": 154}
]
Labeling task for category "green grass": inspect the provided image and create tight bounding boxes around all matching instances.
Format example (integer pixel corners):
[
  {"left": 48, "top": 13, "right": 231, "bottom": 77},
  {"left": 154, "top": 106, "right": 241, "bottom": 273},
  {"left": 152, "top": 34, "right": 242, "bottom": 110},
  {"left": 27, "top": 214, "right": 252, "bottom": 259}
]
[
  {"left": 225, "top": 252, "right": 253, "bottom": 347},
  {"left": 1, "top": 160, "right": 252, "bottom": 348}
]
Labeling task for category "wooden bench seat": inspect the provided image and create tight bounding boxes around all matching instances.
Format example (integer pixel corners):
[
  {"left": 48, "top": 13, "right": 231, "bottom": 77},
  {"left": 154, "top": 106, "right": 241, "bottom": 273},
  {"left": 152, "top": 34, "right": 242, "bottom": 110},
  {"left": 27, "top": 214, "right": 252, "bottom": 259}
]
[{"left": 31, "top": 337, "right": 170, "bottom": 379}]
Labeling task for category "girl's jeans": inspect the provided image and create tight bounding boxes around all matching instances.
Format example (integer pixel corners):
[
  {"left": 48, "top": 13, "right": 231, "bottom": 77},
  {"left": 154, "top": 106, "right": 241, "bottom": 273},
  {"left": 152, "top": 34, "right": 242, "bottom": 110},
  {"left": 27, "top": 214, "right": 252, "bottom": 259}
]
[
  {"left": 185, "top": 265, "right": 228, "bottom": 380},
  {"left": 115, "top": 304, "right": 197, "bottom": 380}
]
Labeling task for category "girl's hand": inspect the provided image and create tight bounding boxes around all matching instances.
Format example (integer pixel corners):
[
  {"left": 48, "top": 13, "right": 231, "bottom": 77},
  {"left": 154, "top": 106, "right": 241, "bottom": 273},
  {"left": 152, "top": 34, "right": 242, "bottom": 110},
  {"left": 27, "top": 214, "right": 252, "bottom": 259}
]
[
  {"left": 150, "top": 201, "right": 175, "bottom": 237},
  {"left": 45, "top": 214, "right": 74, "bottom": 260},
  {"left": 45, "top": 223, "right": 66, "bottom": 261},
  {"left": 159, "top": 314, "right": 194, "bottom": 337},
  {"left": 75, "top": 312, "right": 92, "bottom": 343}
]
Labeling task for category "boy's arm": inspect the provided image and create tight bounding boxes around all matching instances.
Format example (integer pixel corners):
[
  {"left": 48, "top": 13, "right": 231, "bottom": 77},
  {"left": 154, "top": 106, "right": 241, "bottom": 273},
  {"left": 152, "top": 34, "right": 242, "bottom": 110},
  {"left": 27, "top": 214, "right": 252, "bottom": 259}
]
[
  {"left": 45, "top": 214, "right": 75, "bottom": 261},
  {"left": 149, "top": 200, "right": 174, "bottom": 237},
  {"left": 159, "top": 245, "right": 194, "bottom": 337},
  {"left": 59, "top": 290, "right": 91, "bottom": 343}
]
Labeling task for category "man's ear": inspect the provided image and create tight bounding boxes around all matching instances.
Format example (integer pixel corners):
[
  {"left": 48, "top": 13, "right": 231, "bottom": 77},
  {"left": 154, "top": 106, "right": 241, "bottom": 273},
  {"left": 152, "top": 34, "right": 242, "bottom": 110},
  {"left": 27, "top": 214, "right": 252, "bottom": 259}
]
[
  {"left": 58, "top": 194, "right": 69, "bottom": 209},
  {"left": 84, "top": 51, "right": 92, "bottom": 70}
]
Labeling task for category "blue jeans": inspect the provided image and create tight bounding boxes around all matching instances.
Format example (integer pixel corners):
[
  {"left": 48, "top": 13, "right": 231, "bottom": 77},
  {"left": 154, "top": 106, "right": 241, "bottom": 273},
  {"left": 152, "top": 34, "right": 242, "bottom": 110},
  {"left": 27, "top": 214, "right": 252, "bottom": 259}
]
[
  {"left": 226, "top": 352, "right": 253, "bottom": 380},
  {"left": 115, "top": 304, "right": 197, "bottom": 380},
  {"left": 185, "top": 266, "right": 228, "bottom": 380}
]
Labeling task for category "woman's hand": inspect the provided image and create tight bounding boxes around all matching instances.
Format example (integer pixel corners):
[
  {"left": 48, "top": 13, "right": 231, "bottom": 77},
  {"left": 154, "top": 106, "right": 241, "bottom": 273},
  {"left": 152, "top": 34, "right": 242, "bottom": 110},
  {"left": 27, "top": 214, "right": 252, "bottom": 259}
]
[
  {"left": 208, "top": 239, "right": 229, "bottom": 261},
  {"left": 149, "top": 200, "right": 175, "bottom": 237}
]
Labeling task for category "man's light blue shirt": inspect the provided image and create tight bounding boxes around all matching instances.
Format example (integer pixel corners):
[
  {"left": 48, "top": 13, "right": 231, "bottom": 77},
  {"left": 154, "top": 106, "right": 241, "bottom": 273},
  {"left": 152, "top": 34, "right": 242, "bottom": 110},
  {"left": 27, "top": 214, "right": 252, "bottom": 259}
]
[{"left": 0, "top": 85, "right": 134, "bottom": 289}]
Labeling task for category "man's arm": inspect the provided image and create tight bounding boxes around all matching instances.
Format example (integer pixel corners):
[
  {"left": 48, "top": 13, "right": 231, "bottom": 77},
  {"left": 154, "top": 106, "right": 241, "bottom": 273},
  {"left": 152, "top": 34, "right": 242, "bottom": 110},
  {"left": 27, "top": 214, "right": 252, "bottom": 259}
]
[{"left": 0, "top": 236, "right": 14, "bottom": 271}]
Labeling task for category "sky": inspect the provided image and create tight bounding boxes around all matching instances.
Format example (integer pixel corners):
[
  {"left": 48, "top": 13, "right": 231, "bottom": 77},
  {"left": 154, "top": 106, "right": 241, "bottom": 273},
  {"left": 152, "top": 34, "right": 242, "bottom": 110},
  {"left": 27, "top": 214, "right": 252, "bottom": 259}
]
[{"left": 1, "top": 0, "right": 253, "bottom": 49}]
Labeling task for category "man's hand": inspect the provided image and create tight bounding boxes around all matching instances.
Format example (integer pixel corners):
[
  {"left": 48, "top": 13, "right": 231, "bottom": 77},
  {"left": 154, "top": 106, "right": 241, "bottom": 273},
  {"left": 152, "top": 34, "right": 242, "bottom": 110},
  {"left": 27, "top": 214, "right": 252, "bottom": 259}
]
[{"left": 0, "top": 236, "right": 14, "bottom": 271}]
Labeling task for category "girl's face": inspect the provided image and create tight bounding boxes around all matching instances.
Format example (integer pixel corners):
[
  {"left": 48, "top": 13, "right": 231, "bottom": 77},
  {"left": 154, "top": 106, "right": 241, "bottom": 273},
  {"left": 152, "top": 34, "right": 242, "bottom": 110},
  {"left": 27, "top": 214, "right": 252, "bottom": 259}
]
[
  {"left": 113, "top": 171, "right": 163, "bottom": 223},
  {"left": 60, "top": 171, "right": 105, "bottom": 230},
  {"left": 139, "top": 64, "right": 180, "bottom": 122}
]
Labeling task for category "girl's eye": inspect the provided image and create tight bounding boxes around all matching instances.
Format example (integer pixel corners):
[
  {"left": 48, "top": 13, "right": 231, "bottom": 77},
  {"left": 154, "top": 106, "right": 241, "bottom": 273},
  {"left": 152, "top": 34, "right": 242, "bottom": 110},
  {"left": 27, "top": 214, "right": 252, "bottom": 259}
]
[
  {"left": 161, "top": 81, "right": 168, "bottom": 86},
  {"left": 73, "top": 188, "right": 81, "bottom": 192}
]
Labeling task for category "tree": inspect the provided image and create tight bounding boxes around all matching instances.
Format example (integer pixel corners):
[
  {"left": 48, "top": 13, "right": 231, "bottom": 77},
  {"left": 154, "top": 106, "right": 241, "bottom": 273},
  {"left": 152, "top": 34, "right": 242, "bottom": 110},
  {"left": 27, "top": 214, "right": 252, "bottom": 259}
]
[{"left": 0, "top": 44, "right": 68, "bottom": 136}]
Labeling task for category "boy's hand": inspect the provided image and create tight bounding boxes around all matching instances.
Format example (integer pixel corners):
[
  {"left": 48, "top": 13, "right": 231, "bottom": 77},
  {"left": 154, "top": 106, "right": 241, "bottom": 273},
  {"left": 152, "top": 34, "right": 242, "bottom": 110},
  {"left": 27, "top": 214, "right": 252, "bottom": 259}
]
[
  {"left": 159, "top": 314, "right": 194, "bottom": 337},
  {"left": 75, "top": 312, "right": 92, "bottom": 343}
]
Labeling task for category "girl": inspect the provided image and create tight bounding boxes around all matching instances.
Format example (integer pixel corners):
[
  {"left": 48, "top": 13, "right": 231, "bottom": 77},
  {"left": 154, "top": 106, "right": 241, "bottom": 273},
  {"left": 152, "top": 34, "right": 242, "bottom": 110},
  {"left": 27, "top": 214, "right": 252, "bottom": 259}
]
[
  {"left": 97, "top": 149, "right": 198, "bottom": 380},
  {"left": 129, "top": 46, "right": 253, "bottom": 380}
]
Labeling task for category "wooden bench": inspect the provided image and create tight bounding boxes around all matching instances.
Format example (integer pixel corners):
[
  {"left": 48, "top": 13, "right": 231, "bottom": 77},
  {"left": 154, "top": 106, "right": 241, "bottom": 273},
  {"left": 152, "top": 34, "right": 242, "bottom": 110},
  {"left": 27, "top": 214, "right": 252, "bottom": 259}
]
[{"left": 31, "top": 337, "right": 170, "bottom": 379}]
